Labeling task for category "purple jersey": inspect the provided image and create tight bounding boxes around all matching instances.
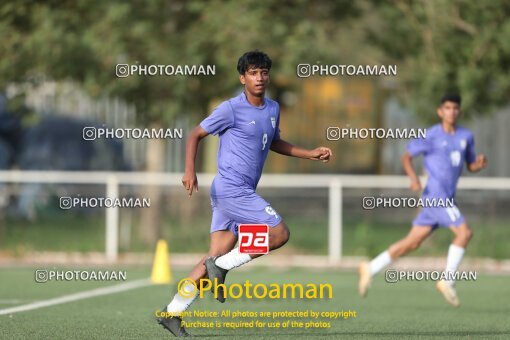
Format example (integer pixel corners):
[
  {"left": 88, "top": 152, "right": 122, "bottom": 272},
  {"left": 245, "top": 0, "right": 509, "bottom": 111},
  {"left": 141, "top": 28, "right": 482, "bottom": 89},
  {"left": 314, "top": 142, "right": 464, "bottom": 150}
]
[
  {"left": 200, "top": 92, "right": 281, "bottom": 198},
  {"left": 407, "top": 124, "right": 476, "bottom": 200}
]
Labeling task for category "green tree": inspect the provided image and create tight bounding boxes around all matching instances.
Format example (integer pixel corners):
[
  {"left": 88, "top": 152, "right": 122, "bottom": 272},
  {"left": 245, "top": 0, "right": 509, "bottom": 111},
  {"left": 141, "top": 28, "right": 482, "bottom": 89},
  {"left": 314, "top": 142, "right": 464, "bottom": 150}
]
[{"left": 365, "top": 0, "right": 510, "bottom": 121}]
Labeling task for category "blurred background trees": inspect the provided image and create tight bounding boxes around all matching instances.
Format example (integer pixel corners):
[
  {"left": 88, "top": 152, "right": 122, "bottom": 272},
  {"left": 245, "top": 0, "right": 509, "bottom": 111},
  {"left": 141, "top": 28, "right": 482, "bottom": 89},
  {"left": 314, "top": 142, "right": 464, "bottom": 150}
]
[
  {"left": 366, "top": 0, "right": 510, "bottom": 121},
  {"left": 2, "top": 0, "right": 509, "bottom": 122}
]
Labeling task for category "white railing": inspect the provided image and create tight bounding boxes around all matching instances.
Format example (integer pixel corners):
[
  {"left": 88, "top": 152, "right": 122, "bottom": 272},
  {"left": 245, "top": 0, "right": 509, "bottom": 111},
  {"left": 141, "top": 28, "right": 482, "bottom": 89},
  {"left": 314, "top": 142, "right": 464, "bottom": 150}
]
[{"left": 0, "top": 171, "right": 509, "bottom": 262}]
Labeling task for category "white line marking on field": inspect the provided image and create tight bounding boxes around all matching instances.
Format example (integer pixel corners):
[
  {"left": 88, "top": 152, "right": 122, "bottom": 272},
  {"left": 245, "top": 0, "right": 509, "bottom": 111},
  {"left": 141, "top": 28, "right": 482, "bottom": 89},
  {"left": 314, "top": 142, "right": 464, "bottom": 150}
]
[
  {"left": 0, "top": 278, "right": 152, "bottom": 316},
  {"left": 0, "top": 299, "right": 34, "bottom": 304}
]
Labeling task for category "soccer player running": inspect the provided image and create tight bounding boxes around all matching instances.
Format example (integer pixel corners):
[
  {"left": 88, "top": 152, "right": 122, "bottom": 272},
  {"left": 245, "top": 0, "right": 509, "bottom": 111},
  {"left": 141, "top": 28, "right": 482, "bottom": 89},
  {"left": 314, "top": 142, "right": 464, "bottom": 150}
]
[
  {"left": 157, "top": 50, "right": 332, "bottom": 336},
  {"left": 358, "top": 94, "right": 487, "bottom": 307}
]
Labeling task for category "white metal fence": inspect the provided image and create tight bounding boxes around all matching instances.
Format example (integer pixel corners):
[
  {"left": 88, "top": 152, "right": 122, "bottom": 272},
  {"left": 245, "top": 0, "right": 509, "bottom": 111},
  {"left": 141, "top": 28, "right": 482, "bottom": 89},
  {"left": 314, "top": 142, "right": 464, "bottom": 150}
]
[{"left": 0, "top": 171, "right": 509, "bottom": 262}]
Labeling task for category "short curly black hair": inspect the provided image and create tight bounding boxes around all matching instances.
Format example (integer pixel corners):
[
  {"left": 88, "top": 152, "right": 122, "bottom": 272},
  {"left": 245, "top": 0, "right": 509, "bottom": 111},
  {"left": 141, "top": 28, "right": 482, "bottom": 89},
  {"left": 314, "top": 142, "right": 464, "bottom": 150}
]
[
  {"left": 440, "top": 93, "right": 461, "bottom": 106},
  {"left": 237, "top": 50, "right": 272, "bottom": 75}
]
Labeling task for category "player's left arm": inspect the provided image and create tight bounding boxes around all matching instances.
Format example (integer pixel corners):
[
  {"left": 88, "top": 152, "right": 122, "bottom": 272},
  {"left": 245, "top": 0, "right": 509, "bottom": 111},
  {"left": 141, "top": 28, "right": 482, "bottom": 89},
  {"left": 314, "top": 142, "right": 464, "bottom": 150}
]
[
  {"left": 466, "top": 134, "right": 487, "bottom": 172},
  {"left": 270, "top": 138, "right": 332, "bottom": 162},
  {"left": 467, "top": 154, "right": 487, "bottom": 172}
]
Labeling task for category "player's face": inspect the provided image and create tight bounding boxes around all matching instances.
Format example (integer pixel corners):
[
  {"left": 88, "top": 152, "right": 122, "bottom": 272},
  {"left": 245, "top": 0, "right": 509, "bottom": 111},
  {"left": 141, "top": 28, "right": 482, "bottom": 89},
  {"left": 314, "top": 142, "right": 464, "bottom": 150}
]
[
  {"left": 240, "top": 67, "right": 270, "bottom": 97},
  {"left": 437, "top": 101, "right": 461, "bottom": 125}
]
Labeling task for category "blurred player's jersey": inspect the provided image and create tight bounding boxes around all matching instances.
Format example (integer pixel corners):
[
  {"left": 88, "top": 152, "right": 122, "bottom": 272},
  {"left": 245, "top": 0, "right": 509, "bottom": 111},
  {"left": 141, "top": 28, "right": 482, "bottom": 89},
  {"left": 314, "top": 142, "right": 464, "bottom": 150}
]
[
  {"left": 200, "top": 92, "right": 281, "bottom": 198},
  {"left": 407, "top": 124, "right": 476, "bottom": 200}
]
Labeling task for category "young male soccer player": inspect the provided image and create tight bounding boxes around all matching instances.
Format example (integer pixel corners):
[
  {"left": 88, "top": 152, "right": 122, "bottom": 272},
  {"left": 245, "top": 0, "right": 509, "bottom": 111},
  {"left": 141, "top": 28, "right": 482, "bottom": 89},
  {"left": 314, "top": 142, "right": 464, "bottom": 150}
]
[
  {"left": 358, "top": 94, "right": 487, "bottom": 307},
  {"left": 157, "top": 50, "right": 332, "bottom": 336}
]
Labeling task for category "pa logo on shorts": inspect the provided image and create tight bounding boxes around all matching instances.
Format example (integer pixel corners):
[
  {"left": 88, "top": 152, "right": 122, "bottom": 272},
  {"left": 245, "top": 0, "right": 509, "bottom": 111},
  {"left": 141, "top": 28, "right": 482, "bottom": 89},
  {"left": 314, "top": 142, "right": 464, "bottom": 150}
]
[
  {"left": 239, "top": 224, "right": 269, "bottom": 254},
  {"left": 265, "top": 206, "right": 278, "bottom": 219}
]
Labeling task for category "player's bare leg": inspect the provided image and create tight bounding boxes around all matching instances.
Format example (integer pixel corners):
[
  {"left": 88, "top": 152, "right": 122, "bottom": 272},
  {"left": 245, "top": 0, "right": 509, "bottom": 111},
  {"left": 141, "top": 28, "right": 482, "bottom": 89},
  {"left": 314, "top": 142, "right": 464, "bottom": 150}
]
[
  {"left": 190, "top": 230, "right": 238, "bottom": 282},
  {"left": 387, "top": 226, "right": 433, "bottom": 258},
  {"left": 205, "top": 222, "right": 290, "bottom": 302},
  {"left": 250, "top": 222, "right": 290, "bottom": 259},
  {"left": 436, "top": 223, "right": 473, "bottom": 307},
  {"left": 157, "top": 231, "right": 237, "bottom": 337},
  {"left": 359, "top": 226, "right": 433, "bottom": 297}
]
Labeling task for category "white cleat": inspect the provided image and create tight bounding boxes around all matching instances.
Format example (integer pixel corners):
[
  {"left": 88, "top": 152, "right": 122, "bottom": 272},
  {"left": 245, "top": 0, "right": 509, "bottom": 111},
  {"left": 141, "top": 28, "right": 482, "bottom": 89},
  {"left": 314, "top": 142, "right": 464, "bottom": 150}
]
[
  {"left": 436, "top": 280, "right": 461, "bottom": 307},
  {"left": 358, "top": 261, "right": 372, "bottom": 297}
]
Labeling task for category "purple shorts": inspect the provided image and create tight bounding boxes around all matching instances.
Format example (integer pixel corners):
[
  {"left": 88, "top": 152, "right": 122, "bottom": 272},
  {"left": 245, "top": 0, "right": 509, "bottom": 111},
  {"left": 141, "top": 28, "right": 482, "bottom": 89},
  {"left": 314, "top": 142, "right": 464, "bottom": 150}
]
[
  {"left": 210, "top": 192, "right": 282, "bottom": 236},
  {"left": 412, "top": 205, "right": 465, "bottom": 229}
]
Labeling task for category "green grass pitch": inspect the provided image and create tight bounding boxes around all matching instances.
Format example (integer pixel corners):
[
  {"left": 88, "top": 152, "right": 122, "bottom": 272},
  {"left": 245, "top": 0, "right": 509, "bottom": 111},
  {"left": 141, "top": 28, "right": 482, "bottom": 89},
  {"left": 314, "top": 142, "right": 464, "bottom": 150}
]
[{"left": 1, "top": 266, "right": 509, "bottom": 339}]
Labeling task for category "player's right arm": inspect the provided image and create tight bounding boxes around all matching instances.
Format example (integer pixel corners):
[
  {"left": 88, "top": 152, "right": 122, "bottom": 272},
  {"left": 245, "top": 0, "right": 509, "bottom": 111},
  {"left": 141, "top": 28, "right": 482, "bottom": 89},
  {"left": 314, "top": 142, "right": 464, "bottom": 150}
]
[
  {"left": 404, "top": 131, "right": 430, "bottom": 192},
  {"left": 184, "top": 101, "right": 233, "bottom": 196},
  {"left": 182, "top": 125, "right": 209, "bottom": 197},
  {"left": 401, "top": 152, "right": 422, "bottom": 192}
]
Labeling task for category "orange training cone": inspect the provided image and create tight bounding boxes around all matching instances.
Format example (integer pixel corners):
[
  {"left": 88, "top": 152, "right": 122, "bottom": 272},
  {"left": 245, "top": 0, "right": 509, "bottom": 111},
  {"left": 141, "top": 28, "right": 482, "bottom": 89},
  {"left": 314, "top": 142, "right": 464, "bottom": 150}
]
[{"left": 151, "top": 239, "right": 172, "bottom": 284}]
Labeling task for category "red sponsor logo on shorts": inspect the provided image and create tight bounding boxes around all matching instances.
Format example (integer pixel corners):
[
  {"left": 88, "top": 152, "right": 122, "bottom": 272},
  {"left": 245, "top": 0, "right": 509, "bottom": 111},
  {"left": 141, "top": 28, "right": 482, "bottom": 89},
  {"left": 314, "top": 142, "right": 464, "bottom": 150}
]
[{"left": 239, "top": 224, "right": 269, "bottom": 254}]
